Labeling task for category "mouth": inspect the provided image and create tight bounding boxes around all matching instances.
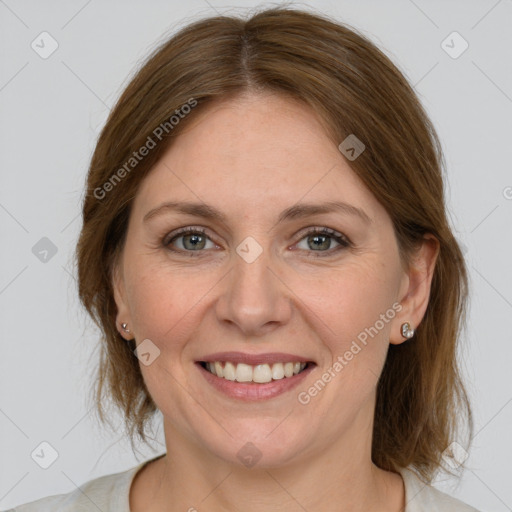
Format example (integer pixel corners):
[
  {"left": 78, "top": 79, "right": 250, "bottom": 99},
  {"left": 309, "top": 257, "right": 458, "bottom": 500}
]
[
  {"left": 198, "top": 360, "right": 310, "bottom": 383},
  {"left": 195, "top": 353, "right": 316, "bottom": 401}
]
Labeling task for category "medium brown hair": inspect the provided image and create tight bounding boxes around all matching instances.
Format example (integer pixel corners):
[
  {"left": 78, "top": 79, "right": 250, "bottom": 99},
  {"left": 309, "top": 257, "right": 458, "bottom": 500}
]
[{"left": 76, "top": 6, "right": 472, "bottom": 482}]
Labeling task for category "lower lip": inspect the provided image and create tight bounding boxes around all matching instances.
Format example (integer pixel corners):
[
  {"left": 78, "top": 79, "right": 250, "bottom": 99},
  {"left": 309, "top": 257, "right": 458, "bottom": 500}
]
[{"left": 196, "top": 363, "right": 315, "bottom": 401}]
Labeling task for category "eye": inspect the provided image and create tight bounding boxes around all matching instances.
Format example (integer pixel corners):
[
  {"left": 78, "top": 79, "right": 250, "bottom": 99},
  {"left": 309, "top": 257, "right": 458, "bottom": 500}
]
[
  {"left": 163, "top": 227, "right": 217, "bottom": 254},
  {"left": 294, "top": 227, "right": 351, "bottom": 257},
  {"left": 162, "top": 226, "right": 352, "bottom": 257}
]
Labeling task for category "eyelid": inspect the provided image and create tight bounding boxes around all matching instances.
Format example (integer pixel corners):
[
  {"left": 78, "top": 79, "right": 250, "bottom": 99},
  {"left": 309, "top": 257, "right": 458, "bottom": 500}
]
[
  {"left": 162, "top": 226, "right": 214, "bottom": 247},
  {"left": 163, "top": 224, "right": 350, "bottom": 241},
  {"left": 162, "top": 225, "right": 352, "bottom": 257},
  {"left": 293, "top": 225, "right": 351, "bottom": 244}
]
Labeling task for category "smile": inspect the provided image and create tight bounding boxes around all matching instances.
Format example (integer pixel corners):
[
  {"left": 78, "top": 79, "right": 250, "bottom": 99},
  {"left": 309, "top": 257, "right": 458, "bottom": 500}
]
[
  {"left": 200, "top": 361, "right": 309, "bottom": 383},
  {"left": 196, "top": 353, "right": 316, "bottom": 401}
]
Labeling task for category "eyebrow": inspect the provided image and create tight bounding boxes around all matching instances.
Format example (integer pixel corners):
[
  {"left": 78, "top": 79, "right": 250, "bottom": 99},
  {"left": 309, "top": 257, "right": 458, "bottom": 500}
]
[{"left": 143, "top": 200, "right": 372, "bottom": 226}]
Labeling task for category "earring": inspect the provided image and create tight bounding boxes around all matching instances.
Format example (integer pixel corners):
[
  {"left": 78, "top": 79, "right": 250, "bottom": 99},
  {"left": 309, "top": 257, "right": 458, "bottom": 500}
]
[
  {"left": 401, "top": 322, "right": 415, "bottom": 339},
  {"left": 121, "top": 323, "right": 130, "bottom": 333}
]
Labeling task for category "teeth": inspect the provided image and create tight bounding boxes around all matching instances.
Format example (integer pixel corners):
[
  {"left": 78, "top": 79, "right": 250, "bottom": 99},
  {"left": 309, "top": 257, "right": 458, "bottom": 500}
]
[
  {"left": 253, "top": 364, "right": 272, "bottom": 383},
  {"left": 235, "top": 363, "right": 253, "bottom": 382},
  {"left": 271, "top": 362, "right": 285, "bottom": 380},
  {"left": 214, "top": 361, "right": 224, "bottom": 378},
  {"left": 204, "top": 361, "right": 307, "bottom": 383},
  {"left": 284, "top": 362, "right": 294, "bottom": 378},
  {"left": 223, "top": 362, "right": 236, "bottom": 381}
]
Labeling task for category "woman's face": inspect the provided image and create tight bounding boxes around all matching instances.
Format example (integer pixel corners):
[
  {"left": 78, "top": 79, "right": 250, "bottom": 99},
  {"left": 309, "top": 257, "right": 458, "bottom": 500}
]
[{"left": 113, "top": 92, "right": 424, "bottom": 468}]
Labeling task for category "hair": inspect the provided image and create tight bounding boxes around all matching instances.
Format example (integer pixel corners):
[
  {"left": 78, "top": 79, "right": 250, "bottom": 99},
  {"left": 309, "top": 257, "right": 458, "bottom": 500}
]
[{"left": 76, "top": 6, "right": 472, "bottom": 482}]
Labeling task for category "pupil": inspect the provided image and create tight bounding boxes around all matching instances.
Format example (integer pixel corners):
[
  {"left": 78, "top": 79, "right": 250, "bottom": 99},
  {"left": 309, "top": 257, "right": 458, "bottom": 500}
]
[
  {"left": 310, "top": 234, "right": 329, "bottom": 250},
  {"left": 186, "top": 234, "right": 204, "bottom": 249}
]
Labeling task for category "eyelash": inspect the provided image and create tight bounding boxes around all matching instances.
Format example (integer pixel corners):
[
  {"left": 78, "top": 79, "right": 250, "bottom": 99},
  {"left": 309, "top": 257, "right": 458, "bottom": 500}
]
[{"left": 162, "top": 226, "right": 352, "bottom": 258}]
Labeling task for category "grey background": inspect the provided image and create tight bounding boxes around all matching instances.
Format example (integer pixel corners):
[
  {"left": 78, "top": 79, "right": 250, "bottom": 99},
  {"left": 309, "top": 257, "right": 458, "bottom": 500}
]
[{"left": 1, "top": 0, "right": 511, "bottom": 510}]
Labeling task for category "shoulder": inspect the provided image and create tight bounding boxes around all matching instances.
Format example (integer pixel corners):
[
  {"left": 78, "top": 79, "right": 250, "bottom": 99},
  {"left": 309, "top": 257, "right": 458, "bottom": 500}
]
[
  {"left": 399, "top": 467, "right": 481, "bottom": 512},
  {"left": 6, "top": 462, "right": 145, "bottom": 512}
]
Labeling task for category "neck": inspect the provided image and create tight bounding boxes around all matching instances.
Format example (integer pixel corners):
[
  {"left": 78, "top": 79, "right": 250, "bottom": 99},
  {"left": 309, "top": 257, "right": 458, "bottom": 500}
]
[{"left": 131, "top": 421, "right": 405, "bottom": 512}]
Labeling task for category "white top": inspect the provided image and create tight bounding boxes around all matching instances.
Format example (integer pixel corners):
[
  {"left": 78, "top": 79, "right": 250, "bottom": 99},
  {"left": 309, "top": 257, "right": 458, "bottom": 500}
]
[{"left": 6, "top": 455, "right": 480, "bottom": 511}]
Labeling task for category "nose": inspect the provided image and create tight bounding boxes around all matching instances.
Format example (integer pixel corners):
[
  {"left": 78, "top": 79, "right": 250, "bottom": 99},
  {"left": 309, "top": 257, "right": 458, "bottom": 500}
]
[{"left": 215, "top": 241, "right": 292, "bottom": 337}]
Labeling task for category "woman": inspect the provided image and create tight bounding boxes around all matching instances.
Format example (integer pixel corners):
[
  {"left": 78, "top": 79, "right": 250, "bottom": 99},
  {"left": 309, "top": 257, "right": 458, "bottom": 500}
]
[{"left": 11, "top": 7, "right": 479, "bottom": 511}]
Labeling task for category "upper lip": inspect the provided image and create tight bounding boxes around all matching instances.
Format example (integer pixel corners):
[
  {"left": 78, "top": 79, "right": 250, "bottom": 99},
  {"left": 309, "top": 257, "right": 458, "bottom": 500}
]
[{"left": 197, "top": 352, "right": 314, "bottom": 365}]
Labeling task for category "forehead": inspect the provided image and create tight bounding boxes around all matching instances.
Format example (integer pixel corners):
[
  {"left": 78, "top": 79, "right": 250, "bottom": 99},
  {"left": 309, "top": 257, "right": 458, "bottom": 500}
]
[{"left": 132, "top": 92, "right": 384, "bottom": 224}]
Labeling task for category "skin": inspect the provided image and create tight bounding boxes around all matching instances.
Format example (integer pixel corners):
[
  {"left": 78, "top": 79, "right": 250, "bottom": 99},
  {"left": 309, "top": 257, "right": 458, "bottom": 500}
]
[{"left": 113, "top": 91, "right": 439, "bottom": 511}]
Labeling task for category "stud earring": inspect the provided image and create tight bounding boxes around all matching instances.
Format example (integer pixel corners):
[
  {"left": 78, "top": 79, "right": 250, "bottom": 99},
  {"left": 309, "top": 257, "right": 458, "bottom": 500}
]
[
  {"left": 401, "top": 322, "right": 415, "bottom": 339},
  {"left": 121, "top": 323, "right": 130, "bottom": 333}
]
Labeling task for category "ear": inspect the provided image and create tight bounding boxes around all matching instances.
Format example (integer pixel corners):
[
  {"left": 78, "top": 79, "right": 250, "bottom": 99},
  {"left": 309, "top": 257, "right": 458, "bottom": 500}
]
[
  {"left": 112, "top": 259, "right": 133, "bottom": 341},
  {"left": 390, "top": 234, "right": 440, "bottom": 345}
]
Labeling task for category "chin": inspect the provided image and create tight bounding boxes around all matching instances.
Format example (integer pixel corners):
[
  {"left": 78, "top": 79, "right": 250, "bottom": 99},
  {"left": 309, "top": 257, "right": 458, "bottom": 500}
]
[{"left": 194, "top": 418, "right": 316, "bottom": 470}]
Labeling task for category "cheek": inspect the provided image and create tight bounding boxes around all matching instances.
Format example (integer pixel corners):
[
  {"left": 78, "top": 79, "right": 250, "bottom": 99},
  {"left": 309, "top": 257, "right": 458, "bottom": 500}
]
[
  {"left": 124, "top": 258, "right": 192, "bottom": 341},
  {"left": 122, "top": 255, "right": 226, "bottom": 365},
  {"left": 304, "top": 261, "right": 398, "bottom": 342},
  {"left": 301, "top": 260, "right": 399, "bottom": 398}
]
